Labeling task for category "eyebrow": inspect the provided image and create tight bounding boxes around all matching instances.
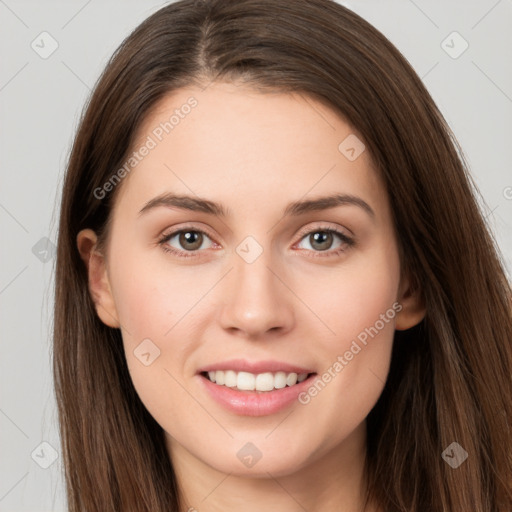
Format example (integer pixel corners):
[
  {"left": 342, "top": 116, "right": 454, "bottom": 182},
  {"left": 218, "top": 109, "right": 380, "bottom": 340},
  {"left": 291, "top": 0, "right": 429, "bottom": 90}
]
[{"left": 138, "top": 192, "right": 375, "bottom": 219}]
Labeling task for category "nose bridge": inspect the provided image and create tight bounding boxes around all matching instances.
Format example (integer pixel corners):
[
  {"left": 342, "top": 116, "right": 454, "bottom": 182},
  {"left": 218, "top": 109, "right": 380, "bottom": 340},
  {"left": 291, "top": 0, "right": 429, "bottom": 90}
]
[{"left": 218, "top": 236, "right": 294, "bottom": 336}]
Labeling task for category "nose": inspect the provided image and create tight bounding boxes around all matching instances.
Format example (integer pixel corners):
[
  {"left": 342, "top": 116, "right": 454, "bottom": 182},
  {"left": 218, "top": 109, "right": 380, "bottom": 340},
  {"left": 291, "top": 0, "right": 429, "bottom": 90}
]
[{"left": 218, "top": 248, "right": 295, "bottom": 339}]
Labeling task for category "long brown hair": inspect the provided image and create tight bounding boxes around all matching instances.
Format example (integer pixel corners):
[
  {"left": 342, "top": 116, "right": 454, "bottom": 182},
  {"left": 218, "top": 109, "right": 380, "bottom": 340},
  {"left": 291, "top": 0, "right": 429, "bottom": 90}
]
[{"left": 54, "top": 0, "right": 512, "bottom": 510}]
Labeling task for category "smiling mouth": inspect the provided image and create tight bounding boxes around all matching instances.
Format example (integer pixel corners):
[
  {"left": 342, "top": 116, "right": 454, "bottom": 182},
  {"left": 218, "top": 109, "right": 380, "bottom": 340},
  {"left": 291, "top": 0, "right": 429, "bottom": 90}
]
[{"left": 200, "top": 370, "right": 317, "bottom": 393}]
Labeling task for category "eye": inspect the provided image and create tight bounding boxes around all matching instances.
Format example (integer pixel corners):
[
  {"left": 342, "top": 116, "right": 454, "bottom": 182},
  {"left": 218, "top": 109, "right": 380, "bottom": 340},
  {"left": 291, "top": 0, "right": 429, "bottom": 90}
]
[
  {"left": 158, "top": 226, "right": 217, "bottom": 258},
  {"left": 294, "top": 225, "right": 355, "bottom": 257},
  {"left": 157, "top": 224, "right": 355, "bottom": 259}
]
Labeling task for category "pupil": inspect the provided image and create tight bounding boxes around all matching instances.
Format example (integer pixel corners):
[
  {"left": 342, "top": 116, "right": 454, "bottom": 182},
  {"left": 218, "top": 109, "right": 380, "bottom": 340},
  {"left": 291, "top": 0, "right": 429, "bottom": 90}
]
[
  {"left": 312, "top": 231, "right": 332, "bottom": 251},
  {"left": 181, "top": 231, "right": 202, "bottom": 250}
]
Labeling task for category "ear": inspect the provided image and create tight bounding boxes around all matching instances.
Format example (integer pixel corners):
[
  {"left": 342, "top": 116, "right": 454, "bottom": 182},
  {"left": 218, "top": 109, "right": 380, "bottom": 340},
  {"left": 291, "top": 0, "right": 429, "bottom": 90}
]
[
  {"left": 395, "top": 272, "right": 426, "bottom": 331},
  {"left": 76, "top": 229, "right": 120, "bottom": 328}
]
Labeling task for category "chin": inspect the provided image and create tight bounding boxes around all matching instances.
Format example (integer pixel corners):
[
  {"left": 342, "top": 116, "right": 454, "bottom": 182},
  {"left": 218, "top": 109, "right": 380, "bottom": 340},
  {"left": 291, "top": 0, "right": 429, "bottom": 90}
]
[{"left": 202, "top": 441, "right": 315, "bottom": 478}]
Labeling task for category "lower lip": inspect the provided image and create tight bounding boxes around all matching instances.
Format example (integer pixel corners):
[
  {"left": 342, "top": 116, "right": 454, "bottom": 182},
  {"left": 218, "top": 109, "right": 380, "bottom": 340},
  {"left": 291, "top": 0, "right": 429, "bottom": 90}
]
[{"left": 198, "top": 373, "right": 317, "bottom": 417}]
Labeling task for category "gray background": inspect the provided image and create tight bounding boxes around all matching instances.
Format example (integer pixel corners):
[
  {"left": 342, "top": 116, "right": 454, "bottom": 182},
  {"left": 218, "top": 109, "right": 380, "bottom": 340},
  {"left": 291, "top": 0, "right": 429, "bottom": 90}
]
[{"left": 1, "top": 0, "right": 511, "bottom": 510}]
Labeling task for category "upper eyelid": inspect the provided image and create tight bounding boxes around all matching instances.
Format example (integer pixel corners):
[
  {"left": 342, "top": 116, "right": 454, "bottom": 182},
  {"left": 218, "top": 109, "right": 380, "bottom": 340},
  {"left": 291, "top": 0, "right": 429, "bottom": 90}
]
[
  {"left": 159, "top": 223, "right": 218, "bottom": 243},
  {"left": 295, "top": 222, "right": 352, "bottom": 240}
]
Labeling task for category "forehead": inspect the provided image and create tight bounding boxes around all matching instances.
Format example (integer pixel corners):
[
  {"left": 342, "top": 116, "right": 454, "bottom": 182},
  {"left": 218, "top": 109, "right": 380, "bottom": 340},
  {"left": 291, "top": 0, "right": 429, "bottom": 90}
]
[{"left": 113, "top": 81, "right": 387, "bottom": 222}]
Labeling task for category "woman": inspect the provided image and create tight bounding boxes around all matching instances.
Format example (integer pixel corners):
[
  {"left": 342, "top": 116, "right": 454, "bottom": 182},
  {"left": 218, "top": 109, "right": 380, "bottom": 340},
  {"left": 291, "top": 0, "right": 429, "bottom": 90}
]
[{"left": 54, "top": 0, "right": 512, "bottom": 510}]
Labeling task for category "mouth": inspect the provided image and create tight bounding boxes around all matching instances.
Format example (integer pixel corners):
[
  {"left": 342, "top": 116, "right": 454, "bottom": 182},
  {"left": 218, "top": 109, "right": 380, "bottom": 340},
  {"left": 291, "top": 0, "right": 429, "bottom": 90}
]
[{"left": 200, "top": 370, "right": 317, "bottom": 394}]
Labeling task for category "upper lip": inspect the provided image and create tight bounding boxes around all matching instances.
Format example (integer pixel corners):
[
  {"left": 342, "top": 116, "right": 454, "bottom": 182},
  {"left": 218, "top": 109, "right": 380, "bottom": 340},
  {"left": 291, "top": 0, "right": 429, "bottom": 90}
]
[{"left": 197, "top": 359, "right": 315, "bottom": 375}]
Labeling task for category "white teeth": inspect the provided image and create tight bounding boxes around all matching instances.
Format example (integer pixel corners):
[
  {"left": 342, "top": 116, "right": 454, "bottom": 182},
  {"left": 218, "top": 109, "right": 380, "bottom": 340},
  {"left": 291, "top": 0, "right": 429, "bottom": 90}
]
[
  {"left": 215, "top": 371, "right": 225, "bottom": 385},
  {"left": 286, "top": 373, "right": 298, "bottom": 386},
  {"left": 274, "top": 371, "right": 287, "bottom": 389},
  {"left": 205, "top": 370, "right": 311, "bottom": 392},
  {"left": 255, "top": 372, "right": 274, "bottom": 391},
  {"left": 237, "top": 371, "right": 255, "bottom": 391},
  {"left": 224, "top": 370, "right": 237, "bottom": 388}
]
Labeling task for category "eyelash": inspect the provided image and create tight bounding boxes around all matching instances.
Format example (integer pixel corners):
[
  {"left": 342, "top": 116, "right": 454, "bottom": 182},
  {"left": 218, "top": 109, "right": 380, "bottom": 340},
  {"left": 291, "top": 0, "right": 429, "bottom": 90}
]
[{"left": 157, "top": 224, "right": 355, "bottom": 259}]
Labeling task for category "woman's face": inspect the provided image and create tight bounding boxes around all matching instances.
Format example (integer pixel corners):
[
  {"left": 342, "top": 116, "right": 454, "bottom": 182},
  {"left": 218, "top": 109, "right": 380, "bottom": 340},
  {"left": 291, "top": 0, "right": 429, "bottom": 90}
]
[{"left": 81, "top": 81, "right": 421, "bottom": 478}]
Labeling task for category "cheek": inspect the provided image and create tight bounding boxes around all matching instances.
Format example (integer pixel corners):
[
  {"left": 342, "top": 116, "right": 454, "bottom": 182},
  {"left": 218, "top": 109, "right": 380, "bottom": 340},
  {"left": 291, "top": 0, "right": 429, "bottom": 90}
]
[
  {"left": 107, "top": 247, "right": 215, "bottom": 402},
  {"left": 305, "top": 239, "right": 400, "bottom": 347},
  {"left": 297, "top": 241, "right": 400, "bottom": 418},
  {"left": 110, "top": 271, "right": 171, "bottom": 343},
  {"left": 106, "top": 251, "right": 199, "bottom": 421},
  {"left": 108, "top": 248, "right": 205, "bottom": 344}
]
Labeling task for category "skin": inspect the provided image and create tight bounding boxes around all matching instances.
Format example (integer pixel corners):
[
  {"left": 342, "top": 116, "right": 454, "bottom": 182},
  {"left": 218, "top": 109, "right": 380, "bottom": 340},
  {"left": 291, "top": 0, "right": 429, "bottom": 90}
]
[{"left": 78, "top": 81, "right": 425, "bottom": 512}]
